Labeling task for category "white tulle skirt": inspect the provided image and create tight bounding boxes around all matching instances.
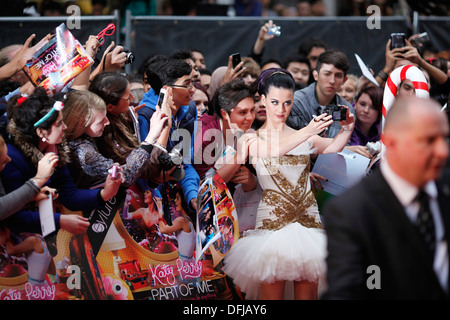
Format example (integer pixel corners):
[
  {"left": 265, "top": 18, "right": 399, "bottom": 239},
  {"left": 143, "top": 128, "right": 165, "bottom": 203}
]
[{"left": 223, "top": 222, "right": 326, "bottom": 300}]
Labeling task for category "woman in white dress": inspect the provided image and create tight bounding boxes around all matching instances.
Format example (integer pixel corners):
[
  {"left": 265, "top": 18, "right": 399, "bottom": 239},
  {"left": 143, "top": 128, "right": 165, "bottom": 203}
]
[{"left": 223, "top": 68, "right": 355, "bottom": 300}]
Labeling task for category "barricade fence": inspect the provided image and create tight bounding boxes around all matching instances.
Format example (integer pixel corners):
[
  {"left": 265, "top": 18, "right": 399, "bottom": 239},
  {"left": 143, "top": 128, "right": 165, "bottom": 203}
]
[{"left": 0, "top": 12, "right": 448, "bottom": 77}]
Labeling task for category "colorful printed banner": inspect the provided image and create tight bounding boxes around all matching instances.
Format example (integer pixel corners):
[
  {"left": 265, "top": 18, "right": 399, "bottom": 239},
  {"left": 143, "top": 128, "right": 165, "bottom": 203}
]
[
  {"left": 24, "top": 23, "right": 93, "bottom": 96},
  {"left": 0, "top": 180, "right": 237, "bottom": 300},
  {"left": 196, "top": 169, "right": 239, "bottom": 267}
]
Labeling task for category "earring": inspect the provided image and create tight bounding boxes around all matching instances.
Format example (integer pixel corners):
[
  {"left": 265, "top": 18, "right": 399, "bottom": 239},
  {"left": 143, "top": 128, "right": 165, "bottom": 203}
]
[{"left": 42, "top": 137, "right": 47, "bottom": 142}]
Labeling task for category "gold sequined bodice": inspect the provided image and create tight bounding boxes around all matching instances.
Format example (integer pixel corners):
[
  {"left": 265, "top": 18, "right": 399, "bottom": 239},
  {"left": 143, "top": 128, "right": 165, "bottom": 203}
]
[{"left": 255, "top": 146, "right": 322, "bottom": 231}]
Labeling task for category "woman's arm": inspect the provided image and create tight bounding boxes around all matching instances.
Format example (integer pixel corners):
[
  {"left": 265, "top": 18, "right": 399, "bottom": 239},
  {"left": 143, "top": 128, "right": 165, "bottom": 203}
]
[
  {"left": 70, "top": 36, "right": 98, "bottom": 90},
  {"left": 310, "top": 107, "right": 355, "bottom": 154},
  {"left": 0, "top": 152, "right": 58, "bottom": 221},
  {"left": 247, "top": 114, "right": 333, "bottom": 159},
  {"left": 0, "top": 180, "right": 40, "bottom": 221},
  {"left": 6, "top": 235, "right": 41, "bottom": 256},
  {"left": 158, "top": 216, "right": 186, "bottom": 234},
  {"left": 72, "top": 138, "right": 153, "bottom": 187},
  {"left": 403, "top": 40, "right": 448, "bottom": 85},
  {"left": 0, "top": 34, "right": 37, "bottom": 81}
]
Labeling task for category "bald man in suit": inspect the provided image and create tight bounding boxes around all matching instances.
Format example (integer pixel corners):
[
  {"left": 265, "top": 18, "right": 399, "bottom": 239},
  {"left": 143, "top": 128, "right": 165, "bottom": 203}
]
[{"left": 322, "top": 96, "right": 450, "bottom": 299}]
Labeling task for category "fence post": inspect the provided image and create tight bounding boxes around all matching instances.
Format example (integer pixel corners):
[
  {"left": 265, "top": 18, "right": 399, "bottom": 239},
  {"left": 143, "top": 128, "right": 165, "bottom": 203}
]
[
  {"left": 125, "top": 10, "right": 133, "bottom": 75},
  {"left": 412, "top": 10, "right": 419, "bottom": 34}
]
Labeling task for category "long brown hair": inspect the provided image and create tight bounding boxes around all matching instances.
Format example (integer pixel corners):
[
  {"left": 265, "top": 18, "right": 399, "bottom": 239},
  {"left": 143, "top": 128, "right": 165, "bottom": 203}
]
[
  {"left": 63, "top": 90, "right": 107, "bottom": 141},
  {"left": 88, "top": 72, "right": 139, "bottom": 163}
]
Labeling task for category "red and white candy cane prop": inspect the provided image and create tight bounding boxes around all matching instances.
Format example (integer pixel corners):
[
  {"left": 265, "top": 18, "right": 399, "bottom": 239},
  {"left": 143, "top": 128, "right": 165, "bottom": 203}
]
[{"left": 380, "top": 64, "right": 429, "bottom": 154}]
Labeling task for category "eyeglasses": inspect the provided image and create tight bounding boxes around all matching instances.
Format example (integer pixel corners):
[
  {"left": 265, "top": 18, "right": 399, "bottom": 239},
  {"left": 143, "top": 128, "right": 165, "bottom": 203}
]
[
  {"left": 170, "top": 82, "right": 194, "bottom": 90},
  {"left": 121, "top": 93, "right": 134, "bottom": 103}
]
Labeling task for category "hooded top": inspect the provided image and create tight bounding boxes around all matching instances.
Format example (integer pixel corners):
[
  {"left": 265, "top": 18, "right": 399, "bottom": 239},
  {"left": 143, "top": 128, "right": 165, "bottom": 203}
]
[{"left": 138, "top": 89, "right": 200, "bottom": 208}]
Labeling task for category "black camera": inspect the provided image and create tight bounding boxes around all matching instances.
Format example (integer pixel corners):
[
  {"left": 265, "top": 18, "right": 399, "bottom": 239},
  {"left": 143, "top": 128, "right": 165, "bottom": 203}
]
[
  {"left": 158, "top": 149, "right": 185, "bottom": 181},
  {"left": 390, "top": 33, "right": 406, "bottom": 50},
  {"left": 324, "top": 104, "right": 347, "bottom": 121},
  {"left": 122, "top": 48, "right": 135, "bottom": 64}
]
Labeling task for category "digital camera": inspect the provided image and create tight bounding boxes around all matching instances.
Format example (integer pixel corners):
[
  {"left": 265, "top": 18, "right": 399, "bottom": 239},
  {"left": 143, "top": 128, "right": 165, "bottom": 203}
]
[
  {"left": 158, "top": 149, "right": 185, "bottom": 181},
  {"left": 267, "top": 25, "right": 281, "bottom": 37},
  {"left": 122, "top": 48, "right": 135, "bottom": 64},
  {"left": 366, "top": 141, "right": 381, "bottom": 156},
  {"left": 324, "top": 104, "right": 347, "bottom": 121}
]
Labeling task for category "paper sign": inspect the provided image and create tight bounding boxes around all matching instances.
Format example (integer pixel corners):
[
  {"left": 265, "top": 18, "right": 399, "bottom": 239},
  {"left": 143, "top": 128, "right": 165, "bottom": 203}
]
[
  {"left": 39, "top": 196, "right": 56, "bottom": 237},
  {"left": 312, "top": 148, "right": 370, "bottom": 196},
  {"left": 354, "top": 53, "right": 379, "bottom": 87}
]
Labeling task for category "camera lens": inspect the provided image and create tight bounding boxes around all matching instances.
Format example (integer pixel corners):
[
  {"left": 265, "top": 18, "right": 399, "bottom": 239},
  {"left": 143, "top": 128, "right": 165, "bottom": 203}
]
[{"left": 125, "top": 51, "right": 135, "bottom": 64}]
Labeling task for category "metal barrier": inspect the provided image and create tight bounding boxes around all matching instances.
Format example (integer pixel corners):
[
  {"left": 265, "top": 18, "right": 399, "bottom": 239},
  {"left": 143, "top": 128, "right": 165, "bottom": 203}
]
[
  {"left": 124, "top": 15, "right": 410, "bottom": 76},
  {"left": 0, "top": 10, "right": 120, "bottom": 60},
  {"left": 0, "top": 12, "right": 449, "bottom": 77},
  {"left": 416, "top": 16, "right": 450, "bottom": 56}
]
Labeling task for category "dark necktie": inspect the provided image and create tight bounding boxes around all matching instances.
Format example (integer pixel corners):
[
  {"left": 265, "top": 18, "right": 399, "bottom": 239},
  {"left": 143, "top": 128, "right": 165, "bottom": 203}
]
[{"left": 415, "top": 190, "right": 436, "bottom": 262}]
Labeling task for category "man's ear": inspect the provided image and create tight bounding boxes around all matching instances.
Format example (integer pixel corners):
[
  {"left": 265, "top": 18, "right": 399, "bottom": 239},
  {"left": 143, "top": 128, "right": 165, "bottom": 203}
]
[
  {"left": 220, "top": 109, "right": 229, "bottom": 121},
  {"left": 312, "top": 70, "right": 319, "bottom": 81},
  {"left": 382, "top": 131, "right": 397, "bottom": 151}
]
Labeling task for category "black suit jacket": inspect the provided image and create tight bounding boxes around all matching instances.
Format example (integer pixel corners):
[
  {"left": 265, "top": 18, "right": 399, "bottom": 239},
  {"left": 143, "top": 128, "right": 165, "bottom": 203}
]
[{"left": 322, "top": 169, "right": 450, "bottom": 299}]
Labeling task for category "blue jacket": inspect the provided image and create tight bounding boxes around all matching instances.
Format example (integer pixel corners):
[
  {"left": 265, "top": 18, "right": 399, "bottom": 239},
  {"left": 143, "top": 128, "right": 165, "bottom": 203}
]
[
  {"left": 138, "top": 89, "right": 200, "bottom": 207},
  {"left": 1, "top": 143, "right": 104, "bottom": 235}
]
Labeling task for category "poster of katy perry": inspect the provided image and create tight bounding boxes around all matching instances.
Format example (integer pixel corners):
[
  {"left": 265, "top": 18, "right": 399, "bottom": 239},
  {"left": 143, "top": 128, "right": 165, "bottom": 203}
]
[
  {"left": 196, "top": 170, "right": 239, "bottom": 267},
  {"left": 0, "top": 180, "right": 235, "bottom": 300}
]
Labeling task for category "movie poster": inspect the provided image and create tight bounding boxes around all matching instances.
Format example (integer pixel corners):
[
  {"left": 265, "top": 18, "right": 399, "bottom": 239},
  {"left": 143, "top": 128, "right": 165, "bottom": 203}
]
[
  {"left": 24, "top": 23, "right": 93, "bottom": 96},
  {"left": 196, "top": 169, "right": 239, "bottom": 267},
  {"left": 0, "top": 181, "right": 235, "bottom": 300}
]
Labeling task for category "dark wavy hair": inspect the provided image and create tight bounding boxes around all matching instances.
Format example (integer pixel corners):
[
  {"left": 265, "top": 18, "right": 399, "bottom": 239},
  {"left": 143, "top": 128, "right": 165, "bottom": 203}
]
[
  {"left": 8, "top": 87, "right": 59, "bottom": 144},
  {"left": 7, "top": 87, "right": 70, "bottom": 166},
  {"left": 210, "top": 78, "right": 255, "bottom": 119},
  {"left": 88, "top": 71, "right": 129, "bottom": 106}
]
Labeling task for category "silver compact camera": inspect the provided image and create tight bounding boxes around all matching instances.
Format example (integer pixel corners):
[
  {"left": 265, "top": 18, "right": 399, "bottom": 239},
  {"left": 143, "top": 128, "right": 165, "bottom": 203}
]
[
  {"left": 366, "top": 141, "right": 381, "bottom": 156},
  {"left": 267, "top": 25, "right": 281, "bottom": 37}
]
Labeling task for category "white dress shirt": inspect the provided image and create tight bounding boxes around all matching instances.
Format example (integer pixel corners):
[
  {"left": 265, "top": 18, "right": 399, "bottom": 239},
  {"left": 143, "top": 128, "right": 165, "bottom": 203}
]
[{"left": 380, "top": 160, "right": 448, "bottom": 292}]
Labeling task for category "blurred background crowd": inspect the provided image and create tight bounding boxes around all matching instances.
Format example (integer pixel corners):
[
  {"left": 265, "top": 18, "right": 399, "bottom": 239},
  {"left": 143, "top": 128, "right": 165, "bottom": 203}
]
[{"left": 2, "top": 0, "right": 449, "bottom": 18}]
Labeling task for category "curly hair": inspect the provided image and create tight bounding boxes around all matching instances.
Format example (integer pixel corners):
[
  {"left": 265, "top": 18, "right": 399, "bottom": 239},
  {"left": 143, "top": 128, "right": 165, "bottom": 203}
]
[{"left": 7, "top": 87, "right": 70, "bottom": 166}]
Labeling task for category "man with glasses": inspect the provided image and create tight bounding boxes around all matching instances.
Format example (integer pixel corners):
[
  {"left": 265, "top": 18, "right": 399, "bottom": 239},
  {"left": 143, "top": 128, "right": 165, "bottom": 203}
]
[{"left": 138, "top": 57, "right": 200, "bottom": 213}]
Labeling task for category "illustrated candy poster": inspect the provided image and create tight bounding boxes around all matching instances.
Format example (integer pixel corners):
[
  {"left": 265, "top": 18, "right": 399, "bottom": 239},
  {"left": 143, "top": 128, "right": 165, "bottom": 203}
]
[
  {"left": 0, "top": 181, "right": 235, "bottom": 300},
  {"left": 24, "top": 23, "right": 93, "bottom": 96}
]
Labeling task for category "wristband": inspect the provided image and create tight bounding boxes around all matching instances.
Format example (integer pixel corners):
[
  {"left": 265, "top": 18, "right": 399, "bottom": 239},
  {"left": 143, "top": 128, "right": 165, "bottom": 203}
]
[
  {"left": 152, "top": 142, "right": 167, "bottom": 153},
  {"left": 377, "top": 70, "right": 388, "bottom": 81}
]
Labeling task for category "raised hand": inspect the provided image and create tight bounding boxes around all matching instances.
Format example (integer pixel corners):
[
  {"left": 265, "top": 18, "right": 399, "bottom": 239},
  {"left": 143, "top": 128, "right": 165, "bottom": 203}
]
[{"left": 304, "top": 114, "right": 333, "bottom": 136}]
